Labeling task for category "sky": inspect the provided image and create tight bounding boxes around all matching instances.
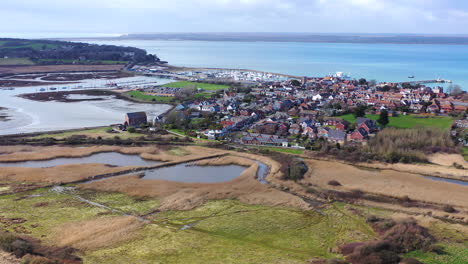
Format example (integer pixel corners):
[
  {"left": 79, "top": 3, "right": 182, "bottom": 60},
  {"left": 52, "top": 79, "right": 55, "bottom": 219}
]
[{"left": 2, "top": 0, "right": 468, "bottom": 36}]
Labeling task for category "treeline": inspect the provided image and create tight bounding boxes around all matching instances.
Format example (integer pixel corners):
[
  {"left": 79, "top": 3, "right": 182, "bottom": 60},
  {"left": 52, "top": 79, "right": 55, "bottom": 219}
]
[
  {"left": 0, "top": 38, "right": 160, "bottom": 64},
  {"left": 314, "top": 128, "right": 457, "bottom": 164}
]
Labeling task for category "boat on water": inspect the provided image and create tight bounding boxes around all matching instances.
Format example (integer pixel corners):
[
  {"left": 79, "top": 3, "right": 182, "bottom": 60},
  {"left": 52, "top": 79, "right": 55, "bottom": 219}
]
[
  {"left": 39, "top": 88, "right": 46, "bottom": 92},
  {"left": 50, "top": 87, "right": 57, "bottom": 91},
  {"left": 408, "top": 75, "right": 415, "bottom": 79}
]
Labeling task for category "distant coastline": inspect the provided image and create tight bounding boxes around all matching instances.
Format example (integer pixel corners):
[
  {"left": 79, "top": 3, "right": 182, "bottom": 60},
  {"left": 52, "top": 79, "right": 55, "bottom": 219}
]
[{"left": 67, "top": 32, "right": 468, "bottom": 45}]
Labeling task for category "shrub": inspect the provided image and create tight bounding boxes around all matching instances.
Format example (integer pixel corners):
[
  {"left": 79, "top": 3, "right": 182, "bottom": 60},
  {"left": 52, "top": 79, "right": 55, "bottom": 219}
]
[
  {"left": 328, "top": 180, "right": 342, "bottom": 186},
  {"left": 442, "top": 205, "right": 457, "bottom": 213},
  {"left": 382, "top": 220, "right": 434, "bottom": 253},
  {"left": 346, "top": 241, "right": 400, "bottom": 264},
  {"left": 0, "top": 232, "right": 17, "bottom": 252},
  {"left": 0, "top": 232, "right": 33, "bottom": 258},
  {"left": 127, "top": 126, "right": 136, "bottom": 133},
  {"left": 22, "top": 255, "right": 56, "bottom": 264},
  {"left": 400, "top": 258, "right": 424, "bottom": 264}
]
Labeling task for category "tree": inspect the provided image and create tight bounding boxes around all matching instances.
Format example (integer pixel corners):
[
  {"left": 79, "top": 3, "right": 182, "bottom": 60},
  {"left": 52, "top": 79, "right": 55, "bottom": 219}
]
[
  {"left": 451, "top": 85, "right": 463, "bottom": 96},
  {"left": 354, "top": 104, "right": 367, "bottom": 118},
  {"left": 290, "top": 79, "right": 301, "bottom": 87},
  {"left": 377, "top": 110, "right": 389, "bottom": 127},
  {"left": 358, "top": 78, "right": 367, "bottom": 85}
]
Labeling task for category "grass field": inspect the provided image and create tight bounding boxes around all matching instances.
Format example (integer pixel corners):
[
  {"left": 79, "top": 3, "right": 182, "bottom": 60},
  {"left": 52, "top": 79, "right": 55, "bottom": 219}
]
[
  {"left": 0, "top": 41, "right": 58, "bottom": 50},
  {"left": 32, "top": 127, "right": 145, "bottom": 140},
  {"left": 37, "top": 59, "right": 128, "bottom": 64},
  {"left": 463, "top": 147, "right": 468, "bottom": 161},
  {"left": 83, "top": 200, "right": 376, "bottom": 264},
  {"left": 339, "top": 114, "right": 453, "bottom": 130},
  {"left": 264, "top": 147, "right": 305, "bottom": 155},
  {"left": 126, "top": 90, "right": 174, "bottom": 102},
  {"left": 0, "top": 58, "right": 35, "bottom": 65},
  {"left": 165, "top": 81, "right": 229, "bottom": 91}
]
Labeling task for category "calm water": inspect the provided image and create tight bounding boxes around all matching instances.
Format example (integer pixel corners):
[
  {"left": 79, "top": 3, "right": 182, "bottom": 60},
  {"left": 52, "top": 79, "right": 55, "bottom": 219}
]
[
  {"left": 141, "top": 164, "right": 246, "bottom": 183},
  {"left": 0, "top": 76, "right": 174, "bottom": 135},
  {"left": 88, "top": 40, "right": 468, "bottom": 89},
  {"left": 425, "top": 176, "right": 468, "bottom": 186},
  {"left": 0, "top": 152, "right": 160, "bottom": 168}
]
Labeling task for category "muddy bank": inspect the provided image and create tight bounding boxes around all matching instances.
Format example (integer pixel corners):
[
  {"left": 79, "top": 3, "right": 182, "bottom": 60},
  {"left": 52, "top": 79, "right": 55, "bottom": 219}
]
[
  {"left": 0, "top": 79, "right": 75, "bottom": 88},
  {"left": 41, "top": 71, "right": 133, "bottom": 81},
  {"left": 0, "top": 107, "right": 10, "bottom": 122},
  {"left": 0, "top": 64, "right": 125, "bottom": 75},
  {"left": 18, "top": 90, "right": 120, "bottom": 103},
  {"left": 17, "top": 89, "right": 150, "bottom": 104}
]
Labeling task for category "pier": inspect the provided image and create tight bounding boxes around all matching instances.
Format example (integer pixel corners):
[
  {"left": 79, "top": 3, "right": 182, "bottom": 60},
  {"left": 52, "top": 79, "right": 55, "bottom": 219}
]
[{"left": 395, "top": 79, "right": 452, "bottom": 85}]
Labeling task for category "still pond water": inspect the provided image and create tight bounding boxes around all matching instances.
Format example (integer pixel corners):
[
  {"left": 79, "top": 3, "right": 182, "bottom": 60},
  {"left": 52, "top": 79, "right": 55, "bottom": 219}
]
[{"left": 0, "top": 152, "right": 160, "bottom": 168}]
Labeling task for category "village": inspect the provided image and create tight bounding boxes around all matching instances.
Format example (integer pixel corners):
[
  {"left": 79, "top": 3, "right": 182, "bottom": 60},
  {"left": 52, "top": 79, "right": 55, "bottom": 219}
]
[{"left": 119, "top": 72, "right": 468, "bottom": 150}]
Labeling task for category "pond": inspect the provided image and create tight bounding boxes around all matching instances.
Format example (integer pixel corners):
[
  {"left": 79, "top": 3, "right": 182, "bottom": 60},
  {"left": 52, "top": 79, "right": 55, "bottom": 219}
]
[
  {"left": 140, "top": 164, "right": 247, "bottom": 183},
  {"left": 0, "top": 152, "right": 161, "bottom": 168},
  {"left": 424, "top": 176, "right": 468, "bottom": 186}
]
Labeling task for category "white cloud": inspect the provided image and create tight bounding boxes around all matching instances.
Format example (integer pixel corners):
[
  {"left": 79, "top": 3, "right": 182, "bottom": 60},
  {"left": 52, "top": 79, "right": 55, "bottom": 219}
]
[{"left": 0, "top": 0, "right": 467, "bottom": 34}]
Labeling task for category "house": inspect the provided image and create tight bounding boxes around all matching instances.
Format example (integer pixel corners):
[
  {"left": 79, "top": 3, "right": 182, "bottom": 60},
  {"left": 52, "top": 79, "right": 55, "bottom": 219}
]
[
  {"left": 357, "top": 117, "right": 378, "bottom": 133},
  {"left": 124, "top": 112, "right": 147, "bottom": 127},
  {"left": 328, "top": 129, "right": 347, "bottom": 144},
  {"left": 240, "top": 132, "right": 288, "bottom": 147},
  {"left": 349, "top": 127, "right": 369, "bottom": 141}
]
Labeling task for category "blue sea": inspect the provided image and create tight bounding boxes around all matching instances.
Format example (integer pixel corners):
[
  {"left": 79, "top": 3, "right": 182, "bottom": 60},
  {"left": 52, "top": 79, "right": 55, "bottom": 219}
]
[{"left": 88, "top": 39, "right": 468, "bottom": 89}]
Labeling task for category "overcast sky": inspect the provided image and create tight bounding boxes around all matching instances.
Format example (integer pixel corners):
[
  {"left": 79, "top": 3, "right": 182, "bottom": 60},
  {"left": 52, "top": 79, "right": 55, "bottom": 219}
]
[{"left": 2, "top": 0, "right": 468, "bottom": 36}]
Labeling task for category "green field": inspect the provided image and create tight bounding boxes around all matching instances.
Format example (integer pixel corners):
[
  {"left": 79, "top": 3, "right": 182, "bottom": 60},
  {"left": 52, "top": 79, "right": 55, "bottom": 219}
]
[
  {"left": 264, "top": 147, "right": 305, "bottom": 155},
  {"left": 165, "top": 81, "right": 229, "bottom": 91},
  {"left": 126, "top": 90, "right": 174, "bottom": 102},
  {"left": 37, "top": 59, "right": 128, "bottom": 64},
  {"left": 84, "top": 200, "right": 376, "bottom": 264},
  {"left": 463, "top": 147, "right": 468, "bottom": 161},
  {"left": 0, "top": 58, "right": 35, "bottom": 65},
  {"left": 0, "top": 41, "right": 58, "bottom": 50},
  {"left": 339, "top": 114, "right": 453, "bottom": 130},
  {"left": 32, "top": 127, "right": 145, "bottom": 140}
]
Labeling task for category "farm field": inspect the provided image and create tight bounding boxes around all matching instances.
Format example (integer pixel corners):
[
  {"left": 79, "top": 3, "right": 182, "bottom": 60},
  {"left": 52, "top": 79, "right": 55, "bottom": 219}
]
[
  {"left": 339, "top": 114, "right": 453, "bottom": 130},
  {"left": 0, "top": 58, "right": 35, "bottom": 65}
]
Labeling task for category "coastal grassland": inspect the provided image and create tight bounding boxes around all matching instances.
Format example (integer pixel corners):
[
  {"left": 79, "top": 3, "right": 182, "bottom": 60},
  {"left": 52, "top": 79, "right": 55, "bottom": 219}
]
[
  {"left": 32, "top": 126, "right": 146, "bottom": 140},
  {"left": 165, "top": 81, "right": 229, "bottom": 91},
  {"left": 463, "top": 147, "right": 468, "bottom": 161},
  {"left": 0, "top": 41, "right": 58, "bottom": 50},
  {"left": 126, "top": 90, "right": 174, "bottom": 102},
  {"left": 402, "top": 217, "right": 468, "bottom": 264},
  {"left": 263, "top": 147, "right": 305, "bottom": 155},
  {"left": 36, "top": 59, "right": 129, "bottom": 64},
  {"left": 82, "top": 200, "right": 376, "bottom": 264},
  {"left": 0, "top": 186, "right": 160, "bottom": 244},
  {"left": 0, "top": 58, "right": 35, "bottom": 65},
  {"left": 339, "top": 114, "right": 453, "bottom": 130}
]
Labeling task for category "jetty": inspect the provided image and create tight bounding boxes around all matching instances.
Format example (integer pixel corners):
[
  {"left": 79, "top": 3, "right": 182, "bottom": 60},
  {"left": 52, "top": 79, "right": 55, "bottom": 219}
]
[{"left": 395, "top": 79, "right": 452, "bottom": 85}]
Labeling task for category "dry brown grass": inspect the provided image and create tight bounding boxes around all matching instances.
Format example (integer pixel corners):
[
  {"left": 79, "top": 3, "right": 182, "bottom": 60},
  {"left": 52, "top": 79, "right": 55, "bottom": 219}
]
[
  {"left": 355, "top": 161, "right": 468, "bottom": 181},
  {"left": 428, "top": 153, "right": 468, "bottom": 169},
  {"left": 53, "top": 216, "right": 143, "bottom": 250},
  {"left": 0, "top": 164, "right": 138, "bottom": 184},
  {"left": 301, "top": 159, "right": 468, "bottom": 210},
  {"left": 0, "top": 251, "right": 20, "bottom": 264}
]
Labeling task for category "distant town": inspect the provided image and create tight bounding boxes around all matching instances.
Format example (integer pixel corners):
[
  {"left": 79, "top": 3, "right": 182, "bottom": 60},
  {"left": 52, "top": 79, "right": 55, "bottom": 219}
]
[{"left": 121, "top": 66, "right": 467, "bottom": 152}]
